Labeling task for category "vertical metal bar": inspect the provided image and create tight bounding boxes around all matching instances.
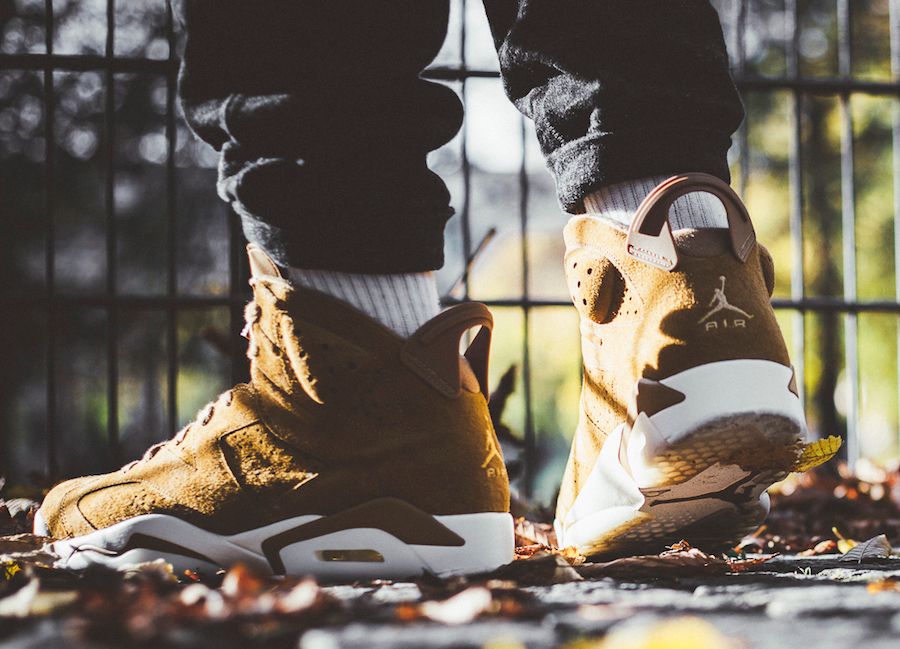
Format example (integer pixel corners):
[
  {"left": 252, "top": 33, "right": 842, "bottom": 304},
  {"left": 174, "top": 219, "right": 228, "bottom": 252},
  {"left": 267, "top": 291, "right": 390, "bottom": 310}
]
[
  {"left": 459, "top": 0, "right": 472, "bottom": 299},
  {"left": 228, "top": 211, "right": 246, "bottom": 386},
  {"left": 733, "top": 0, "right": 750, "bottom": 196},
  {"left": 165, "top": 0, "right": 178, "bottom": 436},
  {"left": 837, "top": 0, "right": 859, "bottom": 467},
  {"left": 890, "top": 0, "right": 900, "bottom": 456},
  {"left": 43, "top": 0, "right": 57, "bottom": 479},
  {"left": 519, "top": 117, "right": 535, "bottom": 497},
  {"left": 105, "top": 0, "right": 120, "bottom": 463},
  {"left": 786, "top": 0, "right": 807, "bottom": 410}
]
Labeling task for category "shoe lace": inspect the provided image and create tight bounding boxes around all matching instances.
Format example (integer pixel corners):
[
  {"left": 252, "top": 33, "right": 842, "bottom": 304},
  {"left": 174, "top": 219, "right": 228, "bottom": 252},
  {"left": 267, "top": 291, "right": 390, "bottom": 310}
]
[
  {"left": 122, "top": 299, "right": 259, "bottom": 473},
  {"left": 122, "top": 390, "right": 234, "bottom": 472}
]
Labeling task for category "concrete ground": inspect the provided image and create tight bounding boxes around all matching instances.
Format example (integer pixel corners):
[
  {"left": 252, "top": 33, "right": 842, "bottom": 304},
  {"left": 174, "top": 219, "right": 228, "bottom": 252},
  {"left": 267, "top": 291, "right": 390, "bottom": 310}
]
[
  {"left": 2, "top": 551, "right": 899, "bottom": 649},
  {"left": 299, "top": 555, "right": 900, "bottom": 649}
]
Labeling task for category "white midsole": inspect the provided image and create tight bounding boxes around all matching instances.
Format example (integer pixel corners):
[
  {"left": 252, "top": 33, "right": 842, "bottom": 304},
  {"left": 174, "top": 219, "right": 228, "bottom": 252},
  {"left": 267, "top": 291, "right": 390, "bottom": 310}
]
[
  {"left": 650, "top": 359, "right": 804, "bottom": 445},
  {"left": 37, "top": 508, "right": 514, "bottom": 580},
  {"left": 557, "top": 359, "right": 806, "bottom": 549}
]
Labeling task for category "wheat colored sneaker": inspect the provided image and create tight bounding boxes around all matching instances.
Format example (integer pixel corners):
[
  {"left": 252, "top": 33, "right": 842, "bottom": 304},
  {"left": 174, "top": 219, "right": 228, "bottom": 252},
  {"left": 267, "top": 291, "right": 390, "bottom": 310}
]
[
  {"left": 555, "top": 173, "right": 807, "bottom": 558},
  {"left": 35, "top": 246, "right": 512, "bottom": 579}
]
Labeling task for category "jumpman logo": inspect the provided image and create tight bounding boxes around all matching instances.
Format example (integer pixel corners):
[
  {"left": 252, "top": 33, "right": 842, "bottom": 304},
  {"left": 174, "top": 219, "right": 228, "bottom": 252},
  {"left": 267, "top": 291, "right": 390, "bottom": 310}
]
[
  {"left": 698, "top": 276, "right": 754, "bottom": 324},
  {"left": 481, "top": 432, "right": 505, "bottom": 476}
]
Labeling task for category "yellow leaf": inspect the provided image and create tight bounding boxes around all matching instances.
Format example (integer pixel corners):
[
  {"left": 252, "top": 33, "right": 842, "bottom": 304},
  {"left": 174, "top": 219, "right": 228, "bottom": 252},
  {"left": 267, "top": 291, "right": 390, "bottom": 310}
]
[
  {"left": 837, "top": 539, "right": 858, "bottom": 554},
  {"left": 1, "top": 561, "right": 20, "bottom": 580},
  {"left": 832, "top": 527, "right": 858, "bottom": 553},
  {"left": 792, "top": 435, "right": 842, "bottom": 472},
  {"left": 599, "top": 616, "right": 738, "bottom": 649}
]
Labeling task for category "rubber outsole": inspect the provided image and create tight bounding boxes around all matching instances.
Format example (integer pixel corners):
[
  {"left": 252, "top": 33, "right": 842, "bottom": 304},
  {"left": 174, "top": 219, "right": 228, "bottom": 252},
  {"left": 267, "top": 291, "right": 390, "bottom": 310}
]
[
  {"left": 556, "top": 360, "right": 807, "bottom": 558},
  {"left": 581, "top": 413, "right": 803, "bottom": 558},
  {"left": 34, "top": 504, "right": 515, "bottom": 581}
]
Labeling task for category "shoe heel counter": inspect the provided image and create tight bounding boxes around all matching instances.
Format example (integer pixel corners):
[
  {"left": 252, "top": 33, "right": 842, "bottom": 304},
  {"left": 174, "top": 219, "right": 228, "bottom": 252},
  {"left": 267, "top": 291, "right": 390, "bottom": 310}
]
[{"left": 413, "top": 391, "right": 510, "bottom": 515}]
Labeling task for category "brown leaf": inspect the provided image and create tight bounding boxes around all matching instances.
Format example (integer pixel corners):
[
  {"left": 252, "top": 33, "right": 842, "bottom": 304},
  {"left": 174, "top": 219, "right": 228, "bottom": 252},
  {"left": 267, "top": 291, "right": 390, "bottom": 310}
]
[
  {"left": 514, "top": 517, "right": 557, "bottom": 549},
  {"left": 0, "top": 579, "right": 78, "bottom": 618},
  {"left": 577, "top": 543, "right": 776, "bottom": 579},
  {"left": 398, "top": 586, "right": 495, "bottom": 625},
  {"left": 0, "top": 534, "right": 54, "bottom": 557},
  {"left": 868, "top": 578, "right": 900, "bottom": 593},
  {"left": 273, "top": 578, "right": 322, "bottom": 614},
  {"left": 220, "top": 563, "right": 268, "bottom": 598},
  {"left": 491, "top": 551, "right": 583, "bottom": 585},
  {"left": 798, "top": 539, "right": 837, "bottom": 556}
]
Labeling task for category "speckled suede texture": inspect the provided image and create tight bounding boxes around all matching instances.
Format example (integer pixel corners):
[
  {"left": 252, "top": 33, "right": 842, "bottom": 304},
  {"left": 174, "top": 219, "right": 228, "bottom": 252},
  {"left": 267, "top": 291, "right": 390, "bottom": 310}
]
[
  {"left": 555, "top": 216, "right": 790, "bottom": 526},
  {"left": 42, "top": 272, "right": 509, "bottom": 539}
]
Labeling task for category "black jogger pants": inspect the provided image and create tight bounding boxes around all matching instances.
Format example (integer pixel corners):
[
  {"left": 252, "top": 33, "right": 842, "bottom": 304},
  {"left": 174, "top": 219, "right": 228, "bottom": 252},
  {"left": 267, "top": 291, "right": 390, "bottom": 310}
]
[{"left": 177, "top": 1, "right": 744, "bottom": 273}]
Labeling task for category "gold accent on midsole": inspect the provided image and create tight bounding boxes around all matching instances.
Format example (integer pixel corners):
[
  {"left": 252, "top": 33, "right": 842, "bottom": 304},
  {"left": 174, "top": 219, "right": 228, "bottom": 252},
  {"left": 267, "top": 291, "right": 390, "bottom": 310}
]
[{"left": 315, "top": 549, "right": 386, "bottom": 563}]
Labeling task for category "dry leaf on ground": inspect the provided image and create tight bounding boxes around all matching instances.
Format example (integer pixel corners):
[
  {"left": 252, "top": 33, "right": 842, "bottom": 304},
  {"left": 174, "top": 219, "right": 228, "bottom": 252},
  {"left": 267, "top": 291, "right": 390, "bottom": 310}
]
[
  {"left": 798, "top": 539, "right": 838, "bottom": 556},
  {"left": 514, "top": 518, "right": 557, "bottom": 549},
  {"left": 577, "top": 542, "right": 776, "bottom": 579},
  {"left": 491, "top": 551, "right": 583, "bottom": 585},
  {"left": 867, "top": 577, "right": 900, "bottom": 593},
  {"left": 792, "top": 436, "right": 843, "bottom": 472},
  {"left": 414, "top": 586, "right": 494, "bottom": 625},
  {"left": 839, "top": 534, "right": 893, "bottom": 563}
]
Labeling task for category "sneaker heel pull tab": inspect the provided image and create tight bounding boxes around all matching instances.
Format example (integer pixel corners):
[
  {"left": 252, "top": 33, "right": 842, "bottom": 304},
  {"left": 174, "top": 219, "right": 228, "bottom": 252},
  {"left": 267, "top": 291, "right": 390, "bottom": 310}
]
[
  {"left": 626, "top": 173, "right": 756, "bottom": 271},
  {"left": 401, "top": 302, "right": 493, "bottom": 400}
]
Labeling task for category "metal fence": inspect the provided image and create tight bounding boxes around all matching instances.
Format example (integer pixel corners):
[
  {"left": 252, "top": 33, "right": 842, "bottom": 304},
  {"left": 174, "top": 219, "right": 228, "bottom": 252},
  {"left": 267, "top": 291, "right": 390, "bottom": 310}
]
[{"left": 1, "top": 0, "right": 899, "bottom": 498}]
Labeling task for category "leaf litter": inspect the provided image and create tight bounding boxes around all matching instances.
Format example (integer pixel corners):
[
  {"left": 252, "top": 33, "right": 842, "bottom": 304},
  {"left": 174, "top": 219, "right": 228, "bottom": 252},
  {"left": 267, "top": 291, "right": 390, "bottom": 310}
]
[{"left": 2, "top": 440, "right": 900, "bottom": 646}]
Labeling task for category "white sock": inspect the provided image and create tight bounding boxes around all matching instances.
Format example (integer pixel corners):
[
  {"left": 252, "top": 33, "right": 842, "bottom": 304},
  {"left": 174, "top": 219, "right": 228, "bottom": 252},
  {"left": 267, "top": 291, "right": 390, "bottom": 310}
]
[
  {"left": 583, "top": 175, "right": 728, "bottom": 230},
  {"left": 286, "top": 268, "right": 440, "bottom": 337}
]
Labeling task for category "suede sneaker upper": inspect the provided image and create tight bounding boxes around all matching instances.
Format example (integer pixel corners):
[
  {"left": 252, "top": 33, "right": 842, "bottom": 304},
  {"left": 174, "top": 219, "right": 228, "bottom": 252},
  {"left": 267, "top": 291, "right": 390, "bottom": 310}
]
[
  {"left": 38, "top": 246, "right": 512, "bottom": 578},
  {"left": 555, "top": 174, "right": 806, "bottom": 557}
]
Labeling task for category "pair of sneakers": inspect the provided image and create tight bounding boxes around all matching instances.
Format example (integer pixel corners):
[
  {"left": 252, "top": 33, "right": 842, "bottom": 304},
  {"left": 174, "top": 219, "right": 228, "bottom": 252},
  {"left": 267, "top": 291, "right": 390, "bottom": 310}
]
[{"left": 35, "top": 175, "right": 807, "bottom": 579}]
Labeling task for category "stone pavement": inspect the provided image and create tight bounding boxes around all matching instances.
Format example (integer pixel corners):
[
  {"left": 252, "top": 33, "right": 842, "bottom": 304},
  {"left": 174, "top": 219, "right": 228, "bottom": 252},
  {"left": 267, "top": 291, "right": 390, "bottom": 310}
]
[
  {"left": 300, "top": 555, "right": 900, "bottom": 649},
  {"left": 1, "top": 555, "right": 899, "bottom": 648}
]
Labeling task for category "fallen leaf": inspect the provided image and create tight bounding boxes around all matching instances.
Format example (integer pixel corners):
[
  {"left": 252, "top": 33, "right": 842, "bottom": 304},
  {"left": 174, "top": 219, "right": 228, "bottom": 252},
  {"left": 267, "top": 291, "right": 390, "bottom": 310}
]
[
  {"left": 220, "top": 563, "right": 267, "bottom": 598},
  {"left": 725, "top": 554, "right": 779, "bottom": 572},
  {"left": 2, "top": 561, "right": 20, "bottom": 580},
  {"left": 514, "top": 518, "right": 557, "bottom": 549},
  {"left": 577, "top": 543, "right": 775, "bottom": 579},
  {"left": 792, "top": 435, "right": 842, "bottom": 472},
  {"left": 274, "top": 578, "right": 321, "bottom": 614},
  {"left": 491, "top": 551, "right": 583, "bottom": 585},
  {"left": 867, "top": 578, "right": 900, "bottom": 593},
  {"left": 0, "top": 578, "right": 78, "bottom": 618},
  {"left": 798, "top": 539, "right": 837, "bottom": 556},
  {"left": 839, "top": 533, "right": 893, "bottom": 563},
  {"left": 0, "top": 534, "right": 53, "bottom": 557},
  {"left": 416, "top": 586, "right": 494, "bottom": 625},
  {"left": 832, "top": 526, "right": 859, "bottom": 553},
  {"left": 598, "top": 616, "right": 739, "bottom": 649}
]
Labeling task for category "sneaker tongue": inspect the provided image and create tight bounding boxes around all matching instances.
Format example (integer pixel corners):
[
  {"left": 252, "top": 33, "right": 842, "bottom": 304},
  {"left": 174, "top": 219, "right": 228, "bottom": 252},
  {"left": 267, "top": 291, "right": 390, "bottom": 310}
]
[{"left": 247, "top": 244, "right": 284, "bottom": 279}]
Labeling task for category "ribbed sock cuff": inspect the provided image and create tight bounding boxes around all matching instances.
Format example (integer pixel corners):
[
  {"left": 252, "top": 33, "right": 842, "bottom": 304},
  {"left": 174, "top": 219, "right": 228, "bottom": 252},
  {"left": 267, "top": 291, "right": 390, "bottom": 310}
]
[
  {"left": 583, "top": 175, "right": 728, "bottom": 230},
  {"left": 286, "top": 268, "right": 440, "bottom": 338}
]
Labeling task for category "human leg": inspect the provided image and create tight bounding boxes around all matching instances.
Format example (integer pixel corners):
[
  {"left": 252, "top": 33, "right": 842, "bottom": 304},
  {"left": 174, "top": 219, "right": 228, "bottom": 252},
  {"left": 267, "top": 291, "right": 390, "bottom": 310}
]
[
  {"left": 484, "top": 0, "right": 806, "bottom": 555},
  {"left": 36, "top": 1, "right": 513, "bottom": 577}
]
